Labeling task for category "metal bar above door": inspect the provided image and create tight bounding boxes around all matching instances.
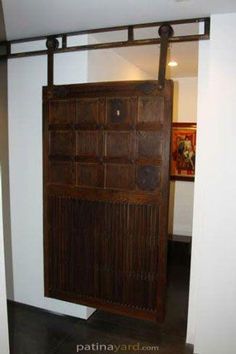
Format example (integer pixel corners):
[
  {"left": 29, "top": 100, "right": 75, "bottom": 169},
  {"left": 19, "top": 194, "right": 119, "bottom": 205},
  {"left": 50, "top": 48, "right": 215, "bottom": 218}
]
[{"left": 0, "top": 17, "right": 210, "bottom": 60}]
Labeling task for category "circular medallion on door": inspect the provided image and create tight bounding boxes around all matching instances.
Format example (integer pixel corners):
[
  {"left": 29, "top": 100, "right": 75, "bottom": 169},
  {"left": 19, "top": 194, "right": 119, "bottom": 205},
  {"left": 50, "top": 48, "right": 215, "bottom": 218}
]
[{"left": 136, "top": 165, "right": 160, "bottom": 191}]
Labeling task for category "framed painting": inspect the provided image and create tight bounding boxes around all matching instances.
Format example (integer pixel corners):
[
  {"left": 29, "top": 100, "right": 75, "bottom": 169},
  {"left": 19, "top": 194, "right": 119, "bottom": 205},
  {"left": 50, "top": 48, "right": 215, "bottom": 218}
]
[{"left": 171, "top": 123, "right": 197, "bottom": 181}]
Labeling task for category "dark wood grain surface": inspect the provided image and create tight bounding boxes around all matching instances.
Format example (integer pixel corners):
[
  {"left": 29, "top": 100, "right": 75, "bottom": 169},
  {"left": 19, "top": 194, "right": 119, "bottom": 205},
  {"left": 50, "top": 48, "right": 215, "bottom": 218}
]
[{"left": 43, "top": 80, "right": 173, "bottom": 321}]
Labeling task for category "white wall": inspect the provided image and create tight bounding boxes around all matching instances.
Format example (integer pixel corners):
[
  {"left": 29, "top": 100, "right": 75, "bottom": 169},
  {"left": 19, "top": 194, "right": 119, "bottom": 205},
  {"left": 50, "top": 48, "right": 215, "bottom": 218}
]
[
  {"left": 170, "top": 77, "right": 197, "bottom": 237},
  {"left": 88, "top": 47, "right": 151, "bottom": 82},
  {"left": 173, "top": 77, "right": 198, "bottom": 123},
  {"left": 0, "top": 56, "right": 14, "bottom": 302},
  {"left": 0, "top": 167, "right": 10, "bottom": 354},
  {"left": 7, "top": 39, "right": 97, "bottom": 319},
  {"left": 187, "top": 13, "right": 236, "bottom": 354}
]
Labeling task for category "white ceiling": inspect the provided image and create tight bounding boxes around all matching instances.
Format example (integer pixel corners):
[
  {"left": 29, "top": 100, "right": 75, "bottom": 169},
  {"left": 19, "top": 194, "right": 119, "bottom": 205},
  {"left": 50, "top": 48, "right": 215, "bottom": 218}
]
[{"left": 2, "top": 0, "right": 236, "bottom": 40}]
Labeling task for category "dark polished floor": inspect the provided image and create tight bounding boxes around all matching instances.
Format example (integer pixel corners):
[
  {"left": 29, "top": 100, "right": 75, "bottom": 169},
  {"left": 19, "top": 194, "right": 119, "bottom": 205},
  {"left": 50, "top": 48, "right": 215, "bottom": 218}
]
[{"left": 8, "top": 241, "right": 192, "bottom": 354}]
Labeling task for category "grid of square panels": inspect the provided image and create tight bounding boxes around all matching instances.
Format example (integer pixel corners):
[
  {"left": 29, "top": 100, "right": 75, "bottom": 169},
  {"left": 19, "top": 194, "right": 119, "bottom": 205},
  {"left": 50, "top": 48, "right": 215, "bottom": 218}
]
[{"left": 48, "top": 95, "right": 164, "bottom": 192}]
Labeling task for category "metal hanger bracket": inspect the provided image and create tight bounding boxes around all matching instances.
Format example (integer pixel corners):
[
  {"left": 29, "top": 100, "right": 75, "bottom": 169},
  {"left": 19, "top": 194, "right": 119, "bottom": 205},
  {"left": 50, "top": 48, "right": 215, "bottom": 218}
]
[
  {"left": 46, "top": 36, "right": 59, "bottom": 88},
  {"left": 158, "top": 24, "right": 174, "bottom": 90}
]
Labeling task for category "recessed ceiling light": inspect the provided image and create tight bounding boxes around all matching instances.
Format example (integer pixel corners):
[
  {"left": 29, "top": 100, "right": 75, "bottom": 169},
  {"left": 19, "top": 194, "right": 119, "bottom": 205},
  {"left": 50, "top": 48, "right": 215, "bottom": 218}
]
[{"left": 168, "top": 60, "right": 178, "bottom": 67}]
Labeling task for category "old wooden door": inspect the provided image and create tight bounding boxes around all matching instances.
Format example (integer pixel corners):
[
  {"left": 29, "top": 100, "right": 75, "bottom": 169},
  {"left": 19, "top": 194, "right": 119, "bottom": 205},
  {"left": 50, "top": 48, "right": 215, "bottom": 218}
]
[{"left": 43, "top": 80, "right": 173, "bottom": 321}]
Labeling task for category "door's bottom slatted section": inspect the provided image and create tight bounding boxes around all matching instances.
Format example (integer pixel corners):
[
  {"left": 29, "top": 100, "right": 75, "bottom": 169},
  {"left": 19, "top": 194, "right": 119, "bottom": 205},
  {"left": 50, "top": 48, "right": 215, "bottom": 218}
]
[{"left": 47, "top": 195, "right": 160, "bottom": 312}]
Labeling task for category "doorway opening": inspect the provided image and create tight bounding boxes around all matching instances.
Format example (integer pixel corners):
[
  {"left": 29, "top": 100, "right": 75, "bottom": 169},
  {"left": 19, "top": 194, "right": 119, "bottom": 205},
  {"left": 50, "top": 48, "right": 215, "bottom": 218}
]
[{"left": 2, "top": 19, "right": 200, "bottom": 353}]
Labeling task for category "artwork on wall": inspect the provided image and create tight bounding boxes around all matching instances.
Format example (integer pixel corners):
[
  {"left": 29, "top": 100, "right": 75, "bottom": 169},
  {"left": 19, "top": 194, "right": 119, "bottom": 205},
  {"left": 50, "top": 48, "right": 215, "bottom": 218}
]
[{"left": 171, "top": 123, "right": 197, "bottom": 181}]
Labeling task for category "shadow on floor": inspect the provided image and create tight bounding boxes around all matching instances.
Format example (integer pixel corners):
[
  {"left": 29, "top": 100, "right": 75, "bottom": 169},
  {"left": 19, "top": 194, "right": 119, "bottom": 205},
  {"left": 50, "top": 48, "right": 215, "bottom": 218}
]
[{"left": 8, "top": 241, "right": 192, "bottom": 354}]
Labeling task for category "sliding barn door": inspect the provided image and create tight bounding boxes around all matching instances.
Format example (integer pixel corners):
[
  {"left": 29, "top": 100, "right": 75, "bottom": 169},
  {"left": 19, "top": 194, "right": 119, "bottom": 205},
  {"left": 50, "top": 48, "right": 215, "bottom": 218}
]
[{"left": 43, "top": 80, "right": 173, "bottom": 321}]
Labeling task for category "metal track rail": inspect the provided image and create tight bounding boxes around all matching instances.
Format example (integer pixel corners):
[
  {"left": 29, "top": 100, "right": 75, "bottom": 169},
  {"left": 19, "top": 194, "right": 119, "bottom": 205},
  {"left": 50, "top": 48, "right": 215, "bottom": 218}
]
[{"left": 0, "top": 17, "right": 210, "bottom": 60}]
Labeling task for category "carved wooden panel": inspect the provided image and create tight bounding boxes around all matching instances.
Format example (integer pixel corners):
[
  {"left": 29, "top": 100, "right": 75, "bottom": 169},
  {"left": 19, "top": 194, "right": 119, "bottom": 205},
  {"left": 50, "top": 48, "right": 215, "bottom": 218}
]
[
  {"left": 76, "top": 131, "right": 102, "bottom": 157},
  {"left": 48, "top": 161, "right": 75, "bottom": 185},
  {"left": 137, "top": 131, "right": 162, "bottom": 159},
  {"left": 106, "top": 164, "right": 135, "bottom": 190},
  {"left": 77, "top": 163, "right": 104, "bottom": 188},
  {"left": 138, "top": 96, "right": 164, "bottom": 123},
  {"left": 49, "top": 100, "right": 75, "bottom": 124},
  {"left": 44, "top": 80, "right": 173, "bottom": 322},
  {"left": 76, "top": 98, "right": 99, "bottom": 125},
  {"left": 107, "top": 98, "right": 132, "bottom": 125},
  {"left": 136, "top": 165, "right": 161, "bottom": 191},
  {"left": 105, "top": 132, "right": 134, "bottom": 159},
  {"left": 49, "top": 131, "right": 75, "bottom": 156}
]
